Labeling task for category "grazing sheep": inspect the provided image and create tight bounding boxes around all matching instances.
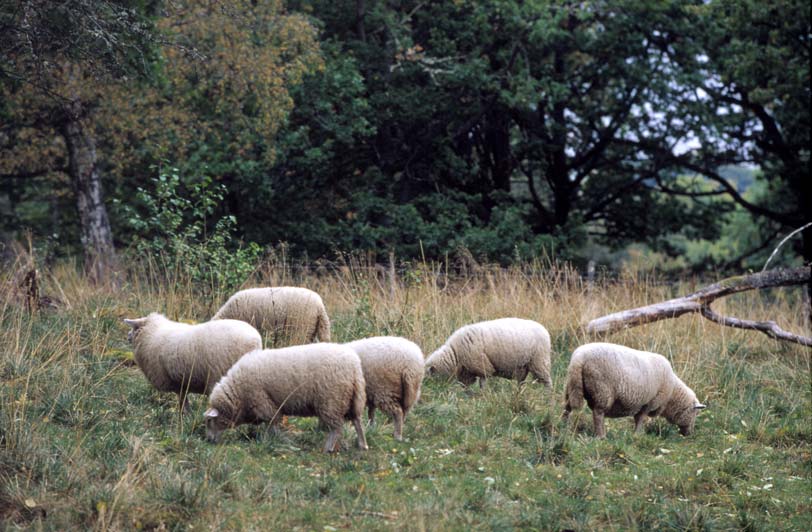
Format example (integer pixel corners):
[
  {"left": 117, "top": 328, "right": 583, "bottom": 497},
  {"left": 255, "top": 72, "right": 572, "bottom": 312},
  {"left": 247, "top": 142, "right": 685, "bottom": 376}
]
[
  {"left": 563, "top": 342, "right": 706, "bottom": 437},
  {"left": 204, "top": 343, "right": 368, "bottom": 453},
  {"left": 123, "top": 313, "right": 262, "bottom": 411},
  {"left": 345, "top": 336, "right": 425, "bottom": 441},
  {"left": 212, "top": 286, "right": 331, "bottom": 346},
  {"left": 425, "top": 318, "right": 552, "bottom": 388}
]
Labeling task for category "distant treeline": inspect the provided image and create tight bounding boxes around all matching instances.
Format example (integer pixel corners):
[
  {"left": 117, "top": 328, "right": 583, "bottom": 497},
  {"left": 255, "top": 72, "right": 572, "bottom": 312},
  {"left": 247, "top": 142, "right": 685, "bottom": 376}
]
[{"left": 1, "top": 0, "right": 809, "bottom": 278}]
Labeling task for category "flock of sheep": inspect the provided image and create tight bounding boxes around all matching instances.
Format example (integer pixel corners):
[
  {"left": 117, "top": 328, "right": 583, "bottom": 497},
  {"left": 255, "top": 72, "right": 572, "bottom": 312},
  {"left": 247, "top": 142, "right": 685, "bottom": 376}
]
[{"left": 123, "top": 286, "right": 706, "bottom": 453}]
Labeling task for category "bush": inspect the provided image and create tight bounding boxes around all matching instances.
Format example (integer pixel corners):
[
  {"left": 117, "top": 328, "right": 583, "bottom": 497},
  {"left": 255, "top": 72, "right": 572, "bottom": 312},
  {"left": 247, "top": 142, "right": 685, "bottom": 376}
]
[{"left": 124, "top": 166, "right": 261, "bottom": 290}]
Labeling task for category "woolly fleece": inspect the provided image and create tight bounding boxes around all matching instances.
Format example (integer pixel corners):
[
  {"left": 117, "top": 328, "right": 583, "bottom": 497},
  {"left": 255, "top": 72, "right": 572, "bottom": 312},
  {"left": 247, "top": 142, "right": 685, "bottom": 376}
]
[
  {"left": 124, "top": 313, "right": 261, "bottom": 410},
  {"left": 212, "top": 286, "right": 331, "bottom": 346},
  {"left": 563, "top": 342, "right": 706, "bottom": 437},
  {"left": 425, "top": 318, "right": 552, "bottom": 387},
  {"left": 345, "top": 336, "right": 425, "bottom": 440},
  {"left": 205, "top": 343, "right": 368, "bottom": 453}
]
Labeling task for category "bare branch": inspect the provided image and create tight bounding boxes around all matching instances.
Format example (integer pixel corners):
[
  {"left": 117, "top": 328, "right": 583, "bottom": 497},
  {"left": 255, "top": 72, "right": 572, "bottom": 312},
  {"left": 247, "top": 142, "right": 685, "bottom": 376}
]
[
  {"left": 700, "top": 304, "right": 812, "bottom": 347},
  {"left": 762, "top": 223, "right": 812, "bottom": 272},
  {"left": 587, "top": 267, "right": 811, "bottom": 346}
]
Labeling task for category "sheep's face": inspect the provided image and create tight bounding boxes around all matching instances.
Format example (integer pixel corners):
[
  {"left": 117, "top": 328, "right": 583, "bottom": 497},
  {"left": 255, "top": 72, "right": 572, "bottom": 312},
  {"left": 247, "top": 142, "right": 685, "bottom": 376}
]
[
  {"left": 425, "top": 361, "right": 450, "bottom": 380},
  {"left": 425, "top": 347, "right": 453, "bottom": 379},
  {"left": 204, "top": 408, "right": 230, "bottom": 443},
  {"left": 674, "top": 403, "right": 706, "bottom": 436},
  {"left": 123, "top": 317, "right": 149, "bottom": 344}
]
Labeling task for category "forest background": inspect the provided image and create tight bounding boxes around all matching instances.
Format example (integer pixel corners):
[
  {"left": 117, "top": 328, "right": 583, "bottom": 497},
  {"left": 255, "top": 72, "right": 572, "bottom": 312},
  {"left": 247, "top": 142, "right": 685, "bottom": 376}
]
[{"left": 1, "top": 0, "right": 809, "bottom": 280}]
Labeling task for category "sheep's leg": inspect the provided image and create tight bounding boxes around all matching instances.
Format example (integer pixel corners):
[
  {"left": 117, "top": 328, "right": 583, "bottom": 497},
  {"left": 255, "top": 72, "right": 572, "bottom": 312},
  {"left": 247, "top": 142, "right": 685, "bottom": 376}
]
[
  {"left": 478, "top": 377, "right": 487, "bottom": 389},
  {"left": 353, "top": 418, "right": 369, "bottom": 450},
  {"left": 562, "top": 403, "right": 572, "bottom": 422},
  {"left": 324, "top": 427, "right": 342, "bottom": 453},
  {"left": 592, "top": 409, "right": 607, "bottom": 438},
  {"left": 269, "top": 413, "right": 283, "bottom": 436},
  {"left": 367, "top": 405, "right": 376, "bottom": 426},
  {"left": 633, "top": 411, "right": 647, "bottom": 433},
  {"left": 457, "top": 370, "right": 477, "bottom": 387},
  {"left": 393, "top": 408, "right": 404, "bottom": 441}
]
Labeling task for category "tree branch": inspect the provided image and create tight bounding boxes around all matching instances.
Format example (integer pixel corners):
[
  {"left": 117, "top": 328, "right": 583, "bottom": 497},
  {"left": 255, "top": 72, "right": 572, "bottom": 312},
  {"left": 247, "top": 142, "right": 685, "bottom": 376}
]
[
  {"left": 699, "top": 303, "right": 812, "bottom": 347},
  {"left": 0, "top": 168, "right": 67, "bottom": 180},
  {"left": 586, "top": 267, "right": 811, "bottom": 346}
]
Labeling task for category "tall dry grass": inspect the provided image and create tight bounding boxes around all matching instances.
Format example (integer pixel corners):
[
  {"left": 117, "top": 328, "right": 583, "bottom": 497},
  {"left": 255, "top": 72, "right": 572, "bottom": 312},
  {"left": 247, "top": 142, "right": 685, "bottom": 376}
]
[{"left": 1, "top": 253, "right": 810, "bottom": 529}]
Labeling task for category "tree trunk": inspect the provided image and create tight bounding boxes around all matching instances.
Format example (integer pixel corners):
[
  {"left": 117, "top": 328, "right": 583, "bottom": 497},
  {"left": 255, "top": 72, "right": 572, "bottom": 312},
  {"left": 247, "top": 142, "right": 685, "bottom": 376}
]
[
  {"left": 356, "top": 0, "right": 366, "bottom": 42},
  {"left": 803, "top": 230, "right": 812, "bottom": 327},
  {"left": 61, "top": 106, "right": 116, "bottom": 282}
]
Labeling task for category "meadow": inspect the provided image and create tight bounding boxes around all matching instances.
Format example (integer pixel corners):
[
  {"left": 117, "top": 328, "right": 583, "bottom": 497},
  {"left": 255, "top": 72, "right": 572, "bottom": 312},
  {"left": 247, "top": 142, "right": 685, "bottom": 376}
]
[{"left": 1, "top": 255, "right": 810, "bottom": 530}]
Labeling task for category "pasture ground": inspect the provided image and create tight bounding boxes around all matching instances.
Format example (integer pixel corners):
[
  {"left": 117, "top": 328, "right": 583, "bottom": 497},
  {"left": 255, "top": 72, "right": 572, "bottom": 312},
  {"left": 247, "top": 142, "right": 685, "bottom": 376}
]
[{"left": 2, "top": 258, "right": 810, "bottom": 530}]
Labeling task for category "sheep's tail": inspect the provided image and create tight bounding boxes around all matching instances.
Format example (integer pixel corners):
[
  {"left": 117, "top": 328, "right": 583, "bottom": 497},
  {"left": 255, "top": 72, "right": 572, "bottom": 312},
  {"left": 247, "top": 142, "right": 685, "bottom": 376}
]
[
  {"left": 564, "top": 358, "right": 585, "bottom": 411},
  {"left": 400, "top": 368, "right": 423, "bottom": 414},
  {"left": 351, "top": 374, "right": 366, "bottom": 421},
  {"left": 315, "top": 306, "right": 331, "bottom": 342}
]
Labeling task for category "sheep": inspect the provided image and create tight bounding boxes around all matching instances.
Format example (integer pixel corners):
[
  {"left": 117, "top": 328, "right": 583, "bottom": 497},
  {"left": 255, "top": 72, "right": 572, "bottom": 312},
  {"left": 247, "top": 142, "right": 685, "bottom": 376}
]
[
  {"left": 562, "top": 342, "right": 706, "bottom": 437},
  {"left": 425, "top": 318, "right": 552, "bottom": 388},
  {"left": 344, "top": 336, "right": 425, "bottom": 441},
  {"left": 204, "top": 343, "right": 368, "bottom": 453},
  {"left": 212, "top": 286, "right": 331, "bottom": 346},
  {"left": 123, "top": 313, "right": 262, "bottom": 412}
]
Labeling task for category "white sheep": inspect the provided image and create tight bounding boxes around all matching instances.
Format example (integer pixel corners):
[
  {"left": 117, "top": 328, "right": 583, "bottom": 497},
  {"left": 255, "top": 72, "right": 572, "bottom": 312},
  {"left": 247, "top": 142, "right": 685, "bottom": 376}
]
[
  {"left": 344, "top": 336, "right": 425, "bottom": 441},
  {"left": 212, "top": 286, "right": 331, "bottom": 346},
  {"left": 204, "top": 343, "right": 368, "bottom": 453},
  {"left": 563, "top": 342, "right": 706, "bottom": 437},
  {"left": 425, "top": 318, "right": 552, "bottom": 388},
  {"left": 123, "top": 313, "right": 262, "bottom": 411}
]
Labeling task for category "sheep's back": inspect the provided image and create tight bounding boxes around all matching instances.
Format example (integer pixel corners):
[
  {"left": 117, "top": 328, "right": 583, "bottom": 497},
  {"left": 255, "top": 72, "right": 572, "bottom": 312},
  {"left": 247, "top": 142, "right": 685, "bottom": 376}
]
[
  {"left": 228, "top": 344, "right": 363, "bottom": 412},
  {"left": 453, "top": 318, "right": 549, "bottom": 369},
  {"left": 574, "top": 343, "right": 673, "bottom": 409},
  {"left": 346, "top": 337, "right": 425, "bottom": 403},
  {"left": 347, "top": 337, "right": 424, "bottom": 374},
  {"left": 214, "top": 287, "right": 325, "bottom": 342},
  {"left": 156, "top": 319, "right": 260, "bottom": 393}
]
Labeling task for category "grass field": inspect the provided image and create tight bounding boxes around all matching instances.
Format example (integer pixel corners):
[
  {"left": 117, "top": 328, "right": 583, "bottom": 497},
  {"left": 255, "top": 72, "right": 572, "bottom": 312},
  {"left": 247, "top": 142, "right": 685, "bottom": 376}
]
[{"left": 1, "top": 257, "right": 810, "bottom": 530}]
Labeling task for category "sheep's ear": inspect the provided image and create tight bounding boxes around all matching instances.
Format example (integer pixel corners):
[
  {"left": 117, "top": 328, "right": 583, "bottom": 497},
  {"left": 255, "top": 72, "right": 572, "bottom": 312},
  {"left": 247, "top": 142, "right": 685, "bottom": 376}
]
[
  {"left": 204, "top": 408, "right": 219, "bottom": 419},
  {"left": 694, "top": 403, "right": 707, "bottom": 410},
  {"left": 123, "top": 317, "right": 148, "bottom": 329}
]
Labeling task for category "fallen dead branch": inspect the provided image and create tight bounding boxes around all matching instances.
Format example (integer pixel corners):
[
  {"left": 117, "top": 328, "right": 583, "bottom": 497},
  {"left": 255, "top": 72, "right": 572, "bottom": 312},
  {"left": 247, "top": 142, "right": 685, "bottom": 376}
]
[{"left": 587, "top": 267, "right": 811, "bottom": 346}]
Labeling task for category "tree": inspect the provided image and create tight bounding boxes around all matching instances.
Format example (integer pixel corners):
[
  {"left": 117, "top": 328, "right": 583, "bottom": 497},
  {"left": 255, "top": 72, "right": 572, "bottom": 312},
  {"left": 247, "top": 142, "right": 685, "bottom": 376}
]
[
  {"left": 1, "top": 0, "right": 322, "bottom": 271},
  {"left": 653, "top": 0, "right": 811, "bottom": 262},
  {"left": 98, "top": 0, "right": 322, "bottom": 245},
  {"left": 1, "top": 0, "right": 158, "bottom": 279},
  {"left": 281, "top": 0, "right": 725, "bottom": 260}
]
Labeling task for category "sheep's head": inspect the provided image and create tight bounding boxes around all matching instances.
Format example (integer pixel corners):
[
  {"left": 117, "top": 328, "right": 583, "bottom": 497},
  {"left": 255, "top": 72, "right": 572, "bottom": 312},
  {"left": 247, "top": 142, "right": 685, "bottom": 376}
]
[
  {"left": 204, "top": 407, "right": 230, "bottom": 443},
  {"left": 123, "top": 317, "right": 149, "bottom": 344},
  {"left": 675, "top": 403, "right": 706, "bottom": 435},
  {"left": 664, "top": 379, "right": 706, "bottom": 435},
  {"left": 425, "top": 345, "right": 454, "bottom": 379}
]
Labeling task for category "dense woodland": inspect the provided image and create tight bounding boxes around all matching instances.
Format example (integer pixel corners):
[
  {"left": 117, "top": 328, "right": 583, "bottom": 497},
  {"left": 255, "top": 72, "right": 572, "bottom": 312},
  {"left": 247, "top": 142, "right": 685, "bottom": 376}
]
[{"left": 1, "top": 0, "right": 809, "bottom": 279}]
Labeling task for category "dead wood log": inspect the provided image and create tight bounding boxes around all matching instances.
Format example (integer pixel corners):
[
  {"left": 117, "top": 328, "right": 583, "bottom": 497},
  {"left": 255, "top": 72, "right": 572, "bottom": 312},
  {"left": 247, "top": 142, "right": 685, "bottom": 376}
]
[{"left": 587, "top": 267, "right": 812, "bottom": 347}]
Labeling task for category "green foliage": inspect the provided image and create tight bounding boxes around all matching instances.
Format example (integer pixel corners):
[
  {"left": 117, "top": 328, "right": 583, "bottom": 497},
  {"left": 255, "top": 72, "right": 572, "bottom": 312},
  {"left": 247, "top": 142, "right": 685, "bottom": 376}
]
[
  {"left": 2, "top": 0, "right": 809, "bottom": 268},
  {"left": 123, "top": 167, "right": 261, "bottom": 290}
]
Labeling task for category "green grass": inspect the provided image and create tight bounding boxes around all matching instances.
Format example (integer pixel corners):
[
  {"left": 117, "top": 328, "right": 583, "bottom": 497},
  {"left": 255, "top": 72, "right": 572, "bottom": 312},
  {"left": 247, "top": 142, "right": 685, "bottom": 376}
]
[{"left": 1, "top": 260, "right": 810, "bottom": 530}]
